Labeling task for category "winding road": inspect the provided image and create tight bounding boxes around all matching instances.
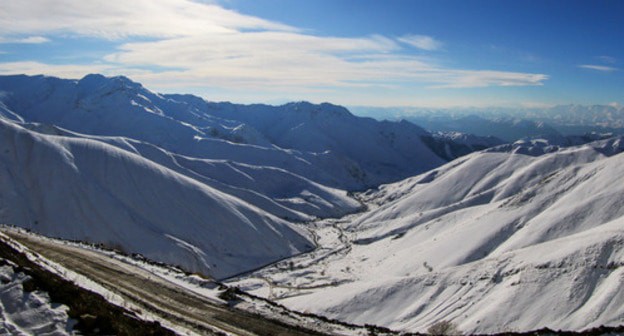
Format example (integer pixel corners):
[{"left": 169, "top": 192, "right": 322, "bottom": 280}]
[{"left": 1, "top": 229, "right": 325, "bottom": 336}]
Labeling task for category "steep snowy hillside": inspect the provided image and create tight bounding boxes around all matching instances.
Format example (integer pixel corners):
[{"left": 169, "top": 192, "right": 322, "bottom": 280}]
[
  {"left": 18, "top": 122, "right": 361, "bottom": 221},
  {"left": 0, "top": 118, "right": 313, "bottom": 279},
  {"left": 232, "top": 138, "right": 624, "bottom": 333},
  {"left": 0, "top": 74, "right": 446, "bottom": 189}
]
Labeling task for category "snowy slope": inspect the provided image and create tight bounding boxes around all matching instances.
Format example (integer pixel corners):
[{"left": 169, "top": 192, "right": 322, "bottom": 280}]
[
  {"left": 0, "top": 75, "right": 364, "bottom": 219},
  {"left": 485, "top": 132, "right": 616, "bottom": 157},
  {"left": 0, "top": 74, "right": 446, "bottom": 190},
  {"left": 200, "top": 101, "right": 446, "bottom": 186},
  {"left": 0, "top": 118, "right": 313, "bottom": 279},
  {"left": 232, "top": 138, "right": 624, "bottom": 333},
  {"left": 21, "top": 123, "right": 361, "bottom": 221}
]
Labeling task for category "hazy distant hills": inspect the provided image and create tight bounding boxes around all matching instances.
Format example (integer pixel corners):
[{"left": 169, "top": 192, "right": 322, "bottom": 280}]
[
  {"left": 410, "top": 114, "right": 565, "bottom": 142},
  {"left": 350, "top": 105, "right": 624, "bottom": 142}
]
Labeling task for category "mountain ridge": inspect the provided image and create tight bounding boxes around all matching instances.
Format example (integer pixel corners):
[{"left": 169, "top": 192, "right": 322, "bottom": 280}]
[{"left": 0, "top": 73, "right": 449, "bottom": 190}]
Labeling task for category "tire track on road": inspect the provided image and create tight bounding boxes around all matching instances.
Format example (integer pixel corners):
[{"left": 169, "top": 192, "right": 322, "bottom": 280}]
[{"left": 3, "top": 230, "right": 326, "bottom": 336}]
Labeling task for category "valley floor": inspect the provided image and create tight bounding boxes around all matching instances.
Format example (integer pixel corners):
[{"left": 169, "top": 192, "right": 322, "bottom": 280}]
[{"left": 228, "top": 212, "right": 363, "bottom": 302}]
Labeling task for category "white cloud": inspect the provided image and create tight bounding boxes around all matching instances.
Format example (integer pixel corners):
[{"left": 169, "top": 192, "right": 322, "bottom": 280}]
[
  {"left": 0, "top": 0, "right": 295, "bottom": 39},
  {"left": 578, "top": 64, "right": 618, "bottom": 72},
  {"left": 0, "top": 0, "right": 547, "bottom": 94},
  {"left": 16, "top": 36, "right": 50, "bottom": 43},
  {"left": 397, "top": 35, "right": 443, "bottom": 51}
]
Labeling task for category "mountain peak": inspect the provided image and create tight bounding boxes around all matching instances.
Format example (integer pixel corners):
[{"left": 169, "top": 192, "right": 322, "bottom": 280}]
[
  {"left": 282, "top": 101, "right": 353, "bottom": 118},
  {"left": 78, "top": 74, "right": 143, "bottom": 94}
]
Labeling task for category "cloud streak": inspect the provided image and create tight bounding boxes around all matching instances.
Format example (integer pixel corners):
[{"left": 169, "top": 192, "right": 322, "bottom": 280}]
[
  {"left": 597, "top": 56, "right": 617, "bottom": 64},
  {"left": 0, "top": 0, "right": 548, "bottom": 95},
  {"left": 0, "top": 36, "right": 50, "bottom": 44},
  {"left": 579, "top": 64, "right": 619, "bottom": 72},
  {"left": 398, "top": 35, "right": 443, "bottom": 51}
]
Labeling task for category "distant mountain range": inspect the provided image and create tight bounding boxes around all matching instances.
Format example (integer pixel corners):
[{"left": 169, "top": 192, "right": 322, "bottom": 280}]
[{"left": 350, "top": 105, "right": 624, "bottom": 142}]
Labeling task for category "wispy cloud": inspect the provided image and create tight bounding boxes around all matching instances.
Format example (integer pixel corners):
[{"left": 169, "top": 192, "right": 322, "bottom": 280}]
[
  {"left": 597, "top": 55, "right": 617, "bottom": 64},
  {"left": 0, "top": 61, "right": 117, "bottom": 78},
  {"left": 0, "top": 36, "right": 50, "bottom": 44},
  {"left": 0, "top": 0, "right": 547, "bottom": 94},
  {"left": 578, "top": 64, "right": 619, "bottom": 72},
  {"left": 429, "top": 70, "right": 548, "bottom": 89},
  {"left": 16, "top": 36, "right": 50, "bottom": 43},
  {"left": 397, "top": 34, "right": 443, "bottom": 51}
]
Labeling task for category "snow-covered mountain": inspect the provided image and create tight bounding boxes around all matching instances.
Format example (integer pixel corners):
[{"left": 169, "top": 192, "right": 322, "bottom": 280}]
[
  {"left": 522, "top": 104, "right": 624, "bottom": 130},
  {"left": 4, "top": 73, "right": 622, "bottom": 333},
  {"left": 233, "top": 137, "right": 624, "bottom": 333},
  {"left": 0, "top": 118, "right": 313, "bottom": 278},
  {"left": 0, "top": 74, "right": 446, "bottom": 190},
  {"left": 0, "top": 73, "right": 455, "bottom": 278}
]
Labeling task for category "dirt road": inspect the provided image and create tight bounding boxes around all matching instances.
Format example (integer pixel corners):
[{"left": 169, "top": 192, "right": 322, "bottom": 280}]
[{"left": 2, "top": 230, "right": 325, "bottom": 336}]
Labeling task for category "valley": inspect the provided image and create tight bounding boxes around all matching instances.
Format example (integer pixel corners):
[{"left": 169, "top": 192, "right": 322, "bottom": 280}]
[{"left": 0, "top": 74, "right": 621, "bottom": 335}]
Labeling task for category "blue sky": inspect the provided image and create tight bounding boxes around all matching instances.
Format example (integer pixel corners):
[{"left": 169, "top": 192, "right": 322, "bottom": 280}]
[{"left": 0, "top": 0, "right": 621, "bottom": 107}]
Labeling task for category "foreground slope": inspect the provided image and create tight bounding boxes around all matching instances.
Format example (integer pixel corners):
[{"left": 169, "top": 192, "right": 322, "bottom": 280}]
[
  {"left": 0, "top": 118, "right": 312, "bottom": 279},
  {"left": 233, "top": 138, "right": 624, "bottom": 333}
]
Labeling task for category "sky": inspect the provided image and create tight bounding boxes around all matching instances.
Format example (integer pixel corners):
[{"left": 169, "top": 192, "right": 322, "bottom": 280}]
[{"left": 0, "top": 0, "right": 622, "bottom": 108}]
